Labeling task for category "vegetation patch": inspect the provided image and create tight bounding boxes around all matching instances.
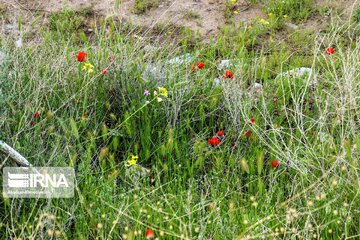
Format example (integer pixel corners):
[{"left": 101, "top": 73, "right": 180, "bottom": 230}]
[
  {"left": 1, "top": 3, "right": 359, "bottom": 240},
  {"left": 134, "top": 0, "right": 159, "bottom": 14},
  {"left": 265, "top": 0, "right": 314, "bottom": 22}
]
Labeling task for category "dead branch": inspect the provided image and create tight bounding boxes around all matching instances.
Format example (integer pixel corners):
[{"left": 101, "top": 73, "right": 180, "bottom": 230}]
[{"left": 0, "top": 140, "right": 31, "bottom": 167}]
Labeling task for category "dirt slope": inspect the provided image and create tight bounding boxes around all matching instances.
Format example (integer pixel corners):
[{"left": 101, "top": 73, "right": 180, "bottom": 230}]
[{"left": 1, "top": 0, "right": 266, "bottom": 36}]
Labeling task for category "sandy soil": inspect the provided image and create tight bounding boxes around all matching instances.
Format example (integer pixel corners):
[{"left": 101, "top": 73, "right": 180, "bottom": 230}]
[
  {"left": 1, "top": 0, "right": 265, "bottom": 36},
  {"left": 0, "top": 0, "right": 359, "bottom": 38}
]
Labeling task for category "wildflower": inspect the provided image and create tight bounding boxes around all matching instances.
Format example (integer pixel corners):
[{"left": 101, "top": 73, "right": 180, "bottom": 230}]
[
  {"left": 260, "top": 19, "right": 270, "bottom": 25},
  {"left": 268, "top": 13, "right": 274, "bottom": 17},
  {"left": 217, "top": 130, "right": 224, "bottom": 137},
  {"left": 224, "top": 70, "right": 234, "bottom": 79},
  {"left": 234, "top": 10, "right": 239, "bottom": 15},
  {"left": 127, "top": 155, "right": 138, "bottom": 166},
  {"left": 208, "top": 137, "right": 221, "bottom": 147},
  {"left": 192, "top": 62, "right": 205, "bottom": 71},
  {"left": 33, "top": 111, "right": 40, "bottom": 118},
  {"left": 283, "top": 15, "right": 288, "bottom": 18},
  {"left": 326, "top": 47, "right": 335, "bottom": 55},
  {"left": 82, "top": 63, "right": 94, "bottom": 73},
  {"left": 144, "top": 89, "right": 150, "bottom": 96},
  {"left": 145, "top": 229, "right": 155, "bottom": 239},
  {"left": 82, "top": 113, "right": 88, "bottom": 120},
  {"left": 196, "top": 62, "right": 205, "bottom": 69},
  {"left": 76, "top": 51, "right": 87, "bottom": 62},
  {"left": 158, "top": 87, "right": 168, "bottom": 97},
  {"left": 245, "top": 130, "right": 251, "bottom": 138},
  {"left": 231, "top": 0, "right": 236, "bottom": 3},
  {"left": 101, "top": 68, "right": 107, "bottom": 74},
  {"left": 271, "top": 160, "right": 280, "bottom": 167},
  {"left": 249, "top": 117, "right": 255, "bottom": 124}
]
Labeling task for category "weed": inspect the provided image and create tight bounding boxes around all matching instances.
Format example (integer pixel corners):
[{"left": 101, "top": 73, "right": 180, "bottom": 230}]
[
  {"left": 0, "top": 5, "right": 359, "bottom": 240},
  {"left": 134, "top": 0, "right": 159, "bottom": 14},
  {"left": 265, "top": 0, "right": 314, "bottom": 22},
  {"left": 353, "top": 7, "right": 360, "bottom": 23},
  {"left": 185, "top": 10, "right": 200, "bottom": 20}
]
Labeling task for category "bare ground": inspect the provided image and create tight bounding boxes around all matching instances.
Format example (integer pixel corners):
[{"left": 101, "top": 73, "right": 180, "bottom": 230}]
[
  {"left": 0, "top": 0, "right": 269, "bottom": 37},
  {"left": 0, "top": 0, "right": 359, "bottom": 39}
]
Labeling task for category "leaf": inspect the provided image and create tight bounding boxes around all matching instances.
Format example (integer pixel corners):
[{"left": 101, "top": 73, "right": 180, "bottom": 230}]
[
  {"left": 69, "top": 117, "right": 79, "bottom": 140},
  {"left": 257, "top": 151, "right": 264, "bottom": 175}
]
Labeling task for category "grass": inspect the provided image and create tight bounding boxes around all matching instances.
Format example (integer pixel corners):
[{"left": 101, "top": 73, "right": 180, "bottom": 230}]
[
  {"left": 353, "top": 7, "right": 360, "bottom": 23},
  {"left": 134, "top": 0, "right": 159, "bottom": 14},
  {"left": 265, "top": 0, "right": 314, "bottom": 22},
  {"left": 1, "top": 5, "right": 360, "bottom": 240},
  {"left": 184, "top": 10, "right": 200, "bottom": 20}
]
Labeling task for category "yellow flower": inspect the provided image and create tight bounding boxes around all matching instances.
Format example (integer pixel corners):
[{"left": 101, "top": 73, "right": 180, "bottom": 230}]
[
  {"left": 127, "top": 155, "right": 138, "bottom": 166},
  {"left": 158, "top": 87, "right": 168, "bottom": 97},
  {"left": 82, "top": 63, "right": 94, "bottom": 73},
  {"left": 268, "top": 13, "right": 274, "bottom": 17},
  {"left": 283, "top": 15, "right": 288, "bottom": 19},
  {"left": 154, "top": 87, "right": 168, "bottom": 102},
  {"left": 260, "top": 19, "right": 270, "bottom": 25},
  {"left": 234, "top": 10, "right": 239, "bottom": 15},
  {"left": 231, "top": 0, "right": 236, "bottom": 3}
]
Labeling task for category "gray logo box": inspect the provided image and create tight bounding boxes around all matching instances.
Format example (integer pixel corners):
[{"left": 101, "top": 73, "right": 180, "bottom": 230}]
[{"left": 3, "top": 167, "right": 75, "bottom": 198}]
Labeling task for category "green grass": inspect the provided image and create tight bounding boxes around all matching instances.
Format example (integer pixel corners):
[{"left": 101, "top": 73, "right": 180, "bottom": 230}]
[
  {"left": 184, "top": 10, "right": 200, "bottom": 20},
  {"left": 265, "top": 0, "right": 314, "bottom": 22},
  {"left": 134, "top": 0, "right": 159, "bottom": 14},
  {"left": 0, "top": 7, "right": 360, "bottom": 240},
  {"left": 353, "top": 7, "right": 360, "bottom": 23}
]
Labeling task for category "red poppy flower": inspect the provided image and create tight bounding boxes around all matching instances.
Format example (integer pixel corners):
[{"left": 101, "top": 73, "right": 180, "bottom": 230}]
[
  {"left": 326, "top": 47, "right": 335, "bottom": 55},
  {"left": 145, "top": 229, "right": 155, "bottom": 239},
  {"left": 76, "top": 51, "right": 87, "bottom": 62},
  {"left": 33, "top": 111, "right": 40, "bottom": 119},
  {"left": 245, "top": 130, "right": 251, "bottom": 138},
  {"left": 271, "top": 160, "right": 280, "bottom": 167},
  {"left": 101, "top": 68, "right": 107, "bottom": 74},
  {"left": 224, "top": 70, "right": 234, "bottom": 79},
  {"left": 196, "top": 62, "right": 205, "bottom": 69},
  {"left": 217, "top": 130, "right": 224, "bottom": 137},
  {"left": 208, "top": 137, "right": 221, "bottom": 147},
  {"left": 249, "top": 117, "right": 255, "bottom": 125},
  {"left": 191, "top": 66, "right": 196, "bottom": 71}
]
